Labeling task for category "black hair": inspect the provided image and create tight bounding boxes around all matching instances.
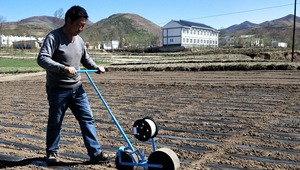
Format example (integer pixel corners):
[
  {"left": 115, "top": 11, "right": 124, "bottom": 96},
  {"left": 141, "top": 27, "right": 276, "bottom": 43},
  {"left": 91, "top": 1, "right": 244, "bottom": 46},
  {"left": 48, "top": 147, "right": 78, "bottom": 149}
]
[{"left": 65, "top": 5, "right": 88, "bottom": 23}]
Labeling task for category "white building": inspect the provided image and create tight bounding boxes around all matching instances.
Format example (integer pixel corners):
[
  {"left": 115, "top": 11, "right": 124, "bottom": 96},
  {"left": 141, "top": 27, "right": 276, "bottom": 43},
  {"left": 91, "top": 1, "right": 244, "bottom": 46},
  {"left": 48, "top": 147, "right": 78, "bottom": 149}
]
[
  {"left": 162, "top": 20, "right": 219, "bottom": 48},
  {"left": 99, "top": 40, "right": 119, "bottom": 50},
  {"left": 0, "top": 35, "right": 40, "bottom": 48},
  {"left": 272, "top": 41, "right": 288, "bottom": 48}
]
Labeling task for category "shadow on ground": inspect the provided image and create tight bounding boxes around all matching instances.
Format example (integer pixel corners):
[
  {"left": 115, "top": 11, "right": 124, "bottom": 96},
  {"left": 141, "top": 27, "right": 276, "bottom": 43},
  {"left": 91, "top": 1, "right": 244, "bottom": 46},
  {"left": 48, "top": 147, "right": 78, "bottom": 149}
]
[{"left": 0, "top": 157, "right": 85, "bottom": 169}]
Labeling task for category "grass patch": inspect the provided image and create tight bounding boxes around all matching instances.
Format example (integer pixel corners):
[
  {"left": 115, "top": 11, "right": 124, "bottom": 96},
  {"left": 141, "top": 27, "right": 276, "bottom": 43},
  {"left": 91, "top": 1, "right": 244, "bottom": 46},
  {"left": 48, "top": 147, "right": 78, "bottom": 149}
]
[
  {"left": 0, "top": 58, "right": 109, "bottom": 74},
  {"left": 0, "top": 58, "right": 43, "bottom": 73}
]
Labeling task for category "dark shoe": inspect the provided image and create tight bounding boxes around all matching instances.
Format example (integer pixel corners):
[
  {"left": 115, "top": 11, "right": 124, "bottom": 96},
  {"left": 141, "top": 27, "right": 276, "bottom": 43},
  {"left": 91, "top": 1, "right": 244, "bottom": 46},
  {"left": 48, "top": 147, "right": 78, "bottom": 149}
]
[
  {"left": 46, "top": 152, "right": 58, "bottom": 165},
  {"left": 89, "top": 152, "right": 115, "bottom": 164}
]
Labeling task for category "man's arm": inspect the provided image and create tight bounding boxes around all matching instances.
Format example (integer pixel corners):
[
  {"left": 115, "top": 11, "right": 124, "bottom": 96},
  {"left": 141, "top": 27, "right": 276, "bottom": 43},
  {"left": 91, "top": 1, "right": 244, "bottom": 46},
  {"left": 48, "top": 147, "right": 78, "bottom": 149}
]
[
  {"left": 80, "top": 47, "right": 97, "bottom": 69},
  {"left": 37, "top": 34, "right": 65, "bottom": 73},
  {"left": 80, "top": 45, "right": 105, "bottom": 73}
]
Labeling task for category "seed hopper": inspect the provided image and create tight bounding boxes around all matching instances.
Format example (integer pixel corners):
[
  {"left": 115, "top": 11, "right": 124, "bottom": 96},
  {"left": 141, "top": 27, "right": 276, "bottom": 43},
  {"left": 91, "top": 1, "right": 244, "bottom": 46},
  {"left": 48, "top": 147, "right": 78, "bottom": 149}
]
[{"left": 77, "top": 70, "right": 180, "bottom": 170}]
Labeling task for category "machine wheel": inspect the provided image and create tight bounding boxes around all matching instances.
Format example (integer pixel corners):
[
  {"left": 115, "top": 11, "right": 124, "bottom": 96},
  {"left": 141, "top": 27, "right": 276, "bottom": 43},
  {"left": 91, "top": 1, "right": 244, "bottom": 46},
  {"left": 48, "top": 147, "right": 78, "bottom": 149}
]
[
  {"left": 115, "top": 150, "right": 139, "bottom": 170},
  {"left": 148, "top": 148, "right": 180, "bottom": 170}
]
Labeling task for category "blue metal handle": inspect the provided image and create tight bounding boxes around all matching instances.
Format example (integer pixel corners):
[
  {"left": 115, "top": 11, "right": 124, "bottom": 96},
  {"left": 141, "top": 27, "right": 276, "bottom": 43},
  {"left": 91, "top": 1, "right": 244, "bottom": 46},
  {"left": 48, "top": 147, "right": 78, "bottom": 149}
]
[
  {"left": 76, "top": 69, "right": 98, "bottom": 73},
  {"left": 77, "top": 70, "right": 135, "bottom": 152}
]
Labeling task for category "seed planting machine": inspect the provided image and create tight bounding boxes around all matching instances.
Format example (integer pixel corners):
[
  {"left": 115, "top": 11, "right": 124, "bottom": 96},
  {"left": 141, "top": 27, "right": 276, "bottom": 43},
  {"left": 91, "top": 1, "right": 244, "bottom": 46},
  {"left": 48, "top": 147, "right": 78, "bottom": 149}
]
[{"left": 77, "top": 70, "right": 180, "bottom": 170}]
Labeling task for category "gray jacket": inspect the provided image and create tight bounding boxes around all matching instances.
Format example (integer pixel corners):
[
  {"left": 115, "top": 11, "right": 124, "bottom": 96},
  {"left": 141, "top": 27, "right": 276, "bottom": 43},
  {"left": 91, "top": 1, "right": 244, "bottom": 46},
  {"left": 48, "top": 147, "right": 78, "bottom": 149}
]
[{"left": 37, "top": 27, "right": 98, "bottom": 88}]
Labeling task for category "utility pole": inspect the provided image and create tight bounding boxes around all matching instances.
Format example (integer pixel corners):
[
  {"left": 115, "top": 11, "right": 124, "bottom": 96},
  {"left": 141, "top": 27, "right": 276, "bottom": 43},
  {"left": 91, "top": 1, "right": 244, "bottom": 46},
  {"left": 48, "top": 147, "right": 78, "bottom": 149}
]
[{"left": 292, "top": 0, "right": 297, "bottom": 62}]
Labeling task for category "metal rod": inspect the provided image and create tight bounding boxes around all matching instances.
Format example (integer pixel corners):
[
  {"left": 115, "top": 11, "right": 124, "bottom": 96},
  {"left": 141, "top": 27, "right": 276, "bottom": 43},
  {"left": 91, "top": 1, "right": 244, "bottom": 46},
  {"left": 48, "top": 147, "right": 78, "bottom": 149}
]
[
  {"left": 77, "top": 70, "right": 98, "bottom": 73},
  {"left": 77, "top": 70, "right": 135, "bottom": 151},
  {"left": 151, "top": 138, "right": 156, "bottom": 152},
  {"left": 292, "top": 0, "right": 297, "bottom": 62}
]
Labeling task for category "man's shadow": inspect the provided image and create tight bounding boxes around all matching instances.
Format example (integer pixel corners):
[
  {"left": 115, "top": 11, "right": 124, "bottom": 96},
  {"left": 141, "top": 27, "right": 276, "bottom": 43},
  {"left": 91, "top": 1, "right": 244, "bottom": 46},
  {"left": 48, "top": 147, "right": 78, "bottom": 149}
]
[{"left": 0, "top": 157, "right": 84, "bottom": 169}]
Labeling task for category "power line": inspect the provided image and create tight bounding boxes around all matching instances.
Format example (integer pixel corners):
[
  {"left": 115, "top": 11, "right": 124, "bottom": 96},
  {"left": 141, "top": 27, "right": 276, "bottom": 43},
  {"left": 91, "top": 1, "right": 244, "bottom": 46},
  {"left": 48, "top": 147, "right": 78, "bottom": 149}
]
[
  {"left": 189, "top": 3, "right": 295, "bottom": 21},
  {"left": 157, "top": 3, "right": 296, "bottom": 25}
]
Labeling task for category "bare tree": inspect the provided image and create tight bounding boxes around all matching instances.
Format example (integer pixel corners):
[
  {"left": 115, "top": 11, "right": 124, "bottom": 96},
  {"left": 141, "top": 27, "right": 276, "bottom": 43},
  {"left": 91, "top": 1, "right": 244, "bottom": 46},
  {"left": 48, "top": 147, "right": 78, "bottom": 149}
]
[
  {"left": 54, "top": 8, "right": 64, "bottom": 19},
  {"left": 0, "top": 16, "right": 6, "bottom": 35},
  {"left": 53, "top": 8, "right": 64, "bottom": 27}
]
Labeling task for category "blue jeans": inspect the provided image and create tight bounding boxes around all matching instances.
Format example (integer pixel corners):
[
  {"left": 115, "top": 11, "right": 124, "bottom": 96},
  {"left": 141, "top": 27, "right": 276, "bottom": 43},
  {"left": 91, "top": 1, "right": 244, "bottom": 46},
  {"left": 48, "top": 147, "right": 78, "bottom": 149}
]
[{"left": 46, "top": 85, "right": 101, "bottom": 158}]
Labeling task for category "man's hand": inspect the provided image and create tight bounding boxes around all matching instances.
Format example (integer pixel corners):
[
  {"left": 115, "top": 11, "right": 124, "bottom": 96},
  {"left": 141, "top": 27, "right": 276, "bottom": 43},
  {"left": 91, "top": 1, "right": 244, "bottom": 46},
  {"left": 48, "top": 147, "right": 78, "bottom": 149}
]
[
  {"left": 96, "top": 67, "right": 105, "bottom": 74},
  {"left": 64, "top": 66, "right": 77, "bottom": 75}
]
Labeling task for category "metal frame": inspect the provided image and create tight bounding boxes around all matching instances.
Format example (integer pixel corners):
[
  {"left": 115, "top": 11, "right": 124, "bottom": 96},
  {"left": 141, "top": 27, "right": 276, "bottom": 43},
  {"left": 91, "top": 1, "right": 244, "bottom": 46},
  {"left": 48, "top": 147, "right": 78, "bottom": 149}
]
[{"left": 77, "top": 70, "right": 162, "bottom": 168}]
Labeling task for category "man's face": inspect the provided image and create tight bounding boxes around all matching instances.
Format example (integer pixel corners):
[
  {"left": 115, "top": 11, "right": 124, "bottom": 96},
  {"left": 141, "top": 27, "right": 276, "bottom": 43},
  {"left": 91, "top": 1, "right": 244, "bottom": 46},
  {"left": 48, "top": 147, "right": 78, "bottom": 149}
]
[{"left": 68, "top": 17, "right": 86, "bottom": 36}]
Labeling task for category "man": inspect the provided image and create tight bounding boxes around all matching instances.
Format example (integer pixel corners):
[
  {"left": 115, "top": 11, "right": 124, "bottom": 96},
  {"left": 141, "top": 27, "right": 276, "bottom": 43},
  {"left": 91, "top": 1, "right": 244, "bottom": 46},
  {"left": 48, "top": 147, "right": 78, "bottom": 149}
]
[{"left": 37, "top": 5, "right": 114, "bottom": 164}]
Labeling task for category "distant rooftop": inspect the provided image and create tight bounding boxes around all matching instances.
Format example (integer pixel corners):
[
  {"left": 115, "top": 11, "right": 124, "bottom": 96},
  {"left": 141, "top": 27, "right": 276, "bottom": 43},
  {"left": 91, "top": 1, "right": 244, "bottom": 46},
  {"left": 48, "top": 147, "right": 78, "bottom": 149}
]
[{"left": 174, "top": 20, "right": 215, "bottom": 30}]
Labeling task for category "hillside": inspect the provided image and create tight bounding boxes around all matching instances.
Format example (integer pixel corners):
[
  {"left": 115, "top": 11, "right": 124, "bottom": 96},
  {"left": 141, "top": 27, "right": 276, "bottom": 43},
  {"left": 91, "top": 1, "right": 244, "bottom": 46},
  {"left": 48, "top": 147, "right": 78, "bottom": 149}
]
[
  {"left": 1, "top": 14, "right": 300, "bottom": 48},
  {"left": 223, "top": 21, "right": 258, "bottom": 34},
  {"left": 1, "top": 16, "right": 64, "bottom": 37},
  {"left": 80, "top": 13, "right": 162, "bottom": 47},
  {"left": 221, "top": 14, "right": 300, "bottom": 47},
  {"left": 1, "top": 16, "right": 93, "bottom": 37},
  {"left": 0, "top": 14, "right": 162, "bottom": 47}
]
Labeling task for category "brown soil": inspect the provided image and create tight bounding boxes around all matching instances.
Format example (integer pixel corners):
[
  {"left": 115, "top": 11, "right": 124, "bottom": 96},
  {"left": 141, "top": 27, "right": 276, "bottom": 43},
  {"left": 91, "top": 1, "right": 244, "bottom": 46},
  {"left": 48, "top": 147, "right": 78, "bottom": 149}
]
[{"left": 0, "top": 71, "right": 300, "bottom": 170}]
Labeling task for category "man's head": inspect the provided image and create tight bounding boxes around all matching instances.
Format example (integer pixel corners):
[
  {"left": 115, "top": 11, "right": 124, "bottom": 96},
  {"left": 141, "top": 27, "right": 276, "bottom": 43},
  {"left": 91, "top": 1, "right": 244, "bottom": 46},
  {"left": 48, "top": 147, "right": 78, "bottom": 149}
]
[
  {"left": 65, "top": 6, "right": 88, "bottom": 23},
  {"left": 64, "top": 6, "right": 88, "bottom": 36}
]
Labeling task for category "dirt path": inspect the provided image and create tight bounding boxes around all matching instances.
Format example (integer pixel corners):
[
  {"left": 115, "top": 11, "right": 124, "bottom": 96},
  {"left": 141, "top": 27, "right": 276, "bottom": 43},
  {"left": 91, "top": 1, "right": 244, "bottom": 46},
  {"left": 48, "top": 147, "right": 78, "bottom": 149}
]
[
  {"left": 0, "top": 71, "right": 300, "bottom": 169},
  {"left": 0, "top": 72, "right": 45, "bottom": 82}
]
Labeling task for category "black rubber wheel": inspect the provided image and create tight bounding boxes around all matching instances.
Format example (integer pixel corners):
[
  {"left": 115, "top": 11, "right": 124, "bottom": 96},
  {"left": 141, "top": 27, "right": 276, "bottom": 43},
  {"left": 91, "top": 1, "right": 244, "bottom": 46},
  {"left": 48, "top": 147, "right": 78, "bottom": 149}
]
[
  {"left": 148, "top": 148, "right": 180, "bottom": 170},
  {"left": 115, "top": 150, "right": 139, "bottom": 170}
]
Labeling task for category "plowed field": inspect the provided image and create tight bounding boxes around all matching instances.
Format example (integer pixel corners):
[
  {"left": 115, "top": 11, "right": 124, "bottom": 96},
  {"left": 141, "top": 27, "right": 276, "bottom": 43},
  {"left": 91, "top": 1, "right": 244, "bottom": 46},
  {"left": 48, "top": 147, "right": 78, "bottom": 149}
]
[{"left": 1, "top": 71, "right": 300, "bottom": 169}]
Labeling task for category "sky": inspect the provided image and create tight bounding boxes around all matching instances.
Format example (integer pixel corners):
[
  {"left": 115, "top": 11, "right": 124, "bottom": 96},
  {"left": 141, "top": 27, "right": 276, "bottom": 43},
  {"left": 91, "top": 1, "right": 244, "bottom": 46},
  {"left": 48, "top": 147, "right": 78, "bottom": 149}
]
[{"left": 0, "top": 0, "right": 298, "bottom": 29}]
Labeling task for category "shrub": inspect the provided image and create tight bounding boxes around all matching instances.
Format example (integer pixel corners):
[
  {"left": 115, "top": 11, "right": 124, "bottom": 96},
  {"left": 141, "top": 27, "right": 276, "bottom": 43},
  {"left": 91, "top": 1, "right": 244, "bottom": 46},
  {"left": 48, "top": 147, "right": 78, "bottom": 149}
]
[
  {"left": 266, "top": 64, "right": 277, "bottom": 70},
  {"left": 250, "top": 64, "right": 266, "bottom": 70}
]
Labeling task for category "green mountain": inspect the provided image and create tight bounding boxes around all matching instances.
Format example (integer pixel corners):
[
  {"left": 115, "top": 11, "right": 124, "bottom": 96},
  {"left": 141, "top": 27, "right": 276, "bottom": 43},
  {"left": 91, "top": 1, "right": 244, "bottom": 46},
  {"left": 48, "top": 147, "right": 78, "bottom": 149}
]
[{"left": 80, "top": 13, "right": 162, "bottom": 47}]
